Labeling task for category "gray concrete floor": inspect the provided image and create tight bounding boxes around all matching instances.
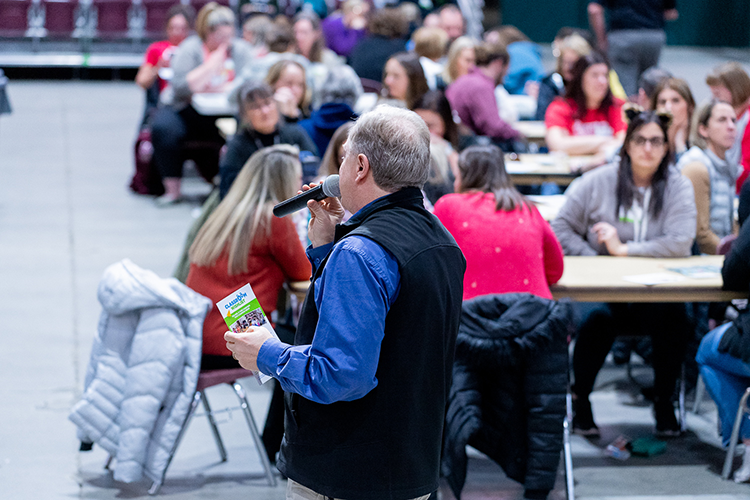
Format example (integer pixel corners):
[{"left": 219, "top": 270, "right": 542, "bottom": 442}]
[{"left": 2, "top": 45, "right": 750, "bottom": 499}]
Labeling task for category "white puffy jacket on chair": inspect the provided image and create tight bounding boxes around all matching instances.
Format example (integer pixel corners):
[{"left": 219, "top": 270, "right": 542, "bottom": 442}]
[{"left": 69, "top": 259, "right": 211, "bottom": 483}]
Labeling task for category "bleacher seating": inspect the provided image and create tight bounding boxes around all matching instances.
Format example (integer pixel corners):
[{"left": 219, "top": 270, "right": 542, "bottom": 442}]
[
  {"left": 0, "top": 0, "right": 32, "bottom": 36},
  {"left": 93, "top": 0, "right": 132, "bottom": 38},
  {"left": 43, "top": 0, "right": 78, "bottom": 36}
]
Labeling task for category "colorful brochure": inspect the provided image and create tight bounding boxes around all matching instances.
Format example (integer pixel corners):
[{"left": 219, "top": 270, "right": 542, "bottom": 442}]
[{"left": 217, "top": 283, "right": 276, "bottom": 384}]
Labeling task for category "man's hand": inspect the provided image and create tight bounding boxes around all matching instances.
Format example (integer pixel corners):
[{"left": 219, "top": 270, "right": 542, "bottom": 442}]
[
  {"left": 225, "top": 327, "right": 273, "bottom": 372},
  {"left": 592, "top": 222, "right": 628, "bottom": 256},
  {"left": 304, "top": 182, "right": 345, "bottom": 248}
]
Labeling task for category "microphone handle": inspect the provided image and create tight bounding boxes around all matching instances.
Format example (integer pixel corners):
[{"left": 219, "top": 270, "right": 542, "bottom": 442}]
[{"left": 273, "top": 184, "right": 326, "bottom": 217}]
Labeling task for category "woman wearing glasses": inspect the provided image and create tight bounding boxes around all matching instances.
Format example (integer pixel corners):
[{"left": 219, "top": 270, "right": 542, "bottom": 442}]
[{"left": 551, "top": 108, "right": 697, "bottom": 437}]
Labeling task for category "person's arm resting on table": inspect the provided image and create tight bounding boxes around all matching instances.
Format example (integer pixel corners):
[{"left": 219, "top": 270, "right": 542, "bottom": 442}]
[{"left": 257, "top": 236, "right": 400, "bottom": 403}]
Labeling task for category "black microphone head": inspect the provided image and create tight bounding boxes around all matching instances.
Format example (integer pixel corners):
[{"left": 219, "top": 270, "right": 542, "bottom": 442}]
[{"left": 322, "top": 175, "right": 340, "bottom": 198}]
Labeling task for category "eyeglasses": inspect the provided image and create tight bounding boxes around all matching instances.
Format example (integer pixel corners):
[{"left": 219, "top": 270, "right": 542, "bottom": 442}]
[
  {"left": 246, "top": 98, "right": 274, "bottom": 111},
  {"left": 630, "top": 135, "right": 666, "bottom": 148}
]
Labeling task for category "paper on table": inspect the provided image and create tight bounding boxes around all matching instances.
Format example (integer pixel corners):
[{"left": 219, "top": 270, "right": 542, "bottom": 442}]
[
  {"left": 666, "top": 265, "right": 721, "bottom": 279},
  {"left": 622, "top": 273, "right": 686, "bottom": 286}
]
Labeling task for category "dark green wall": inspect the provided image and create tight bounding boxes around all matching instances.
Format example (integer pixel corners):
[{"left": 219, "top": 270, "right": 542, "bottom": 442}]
[{"left": 499, "top": 0, "right": 750, "bottom": 47}]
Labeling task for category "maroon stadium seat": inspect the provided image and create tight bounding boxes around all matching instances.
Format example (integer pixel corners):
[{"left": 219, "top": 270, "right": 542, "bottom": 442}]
[
  {"left": 93, "top": 0, "right": 130, "bottom": 37},
  {"left": 0, "top": 0, "right": 31, "bottom": 34},
  {"left": 143, "top": 0, "right": 175, "bottom": 37},
  {"left": 43, "top": 0, "right": 77, "bottom": 35}
]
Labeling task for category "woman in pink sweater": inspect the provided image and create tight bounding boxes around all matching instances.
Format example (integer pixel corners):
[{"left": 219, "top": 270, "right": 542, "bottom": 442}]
[{"left": 434, "top": 144, "right": 564, "bottom": 300}]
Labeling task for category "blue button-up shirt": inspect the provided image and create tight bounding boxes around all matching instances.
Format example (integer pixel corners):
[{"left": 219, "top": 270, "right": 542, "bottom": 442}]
[{"left": 256, "top": 234, "right": 400, "bottom": 404}]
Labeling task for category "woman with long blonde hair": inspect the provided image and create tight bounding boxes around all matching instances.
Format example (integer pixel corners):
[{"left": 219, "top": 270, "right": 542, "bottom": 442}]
[{"left": 187, "top": 144, "right": 311, "bottom": 368}]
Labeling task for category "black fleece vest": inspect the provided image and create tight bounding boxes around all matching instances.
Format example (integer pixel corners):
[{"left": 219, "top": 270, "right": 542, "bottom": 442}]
[{"left": 277, "top": 187, "right": 466, "bottom": 500}]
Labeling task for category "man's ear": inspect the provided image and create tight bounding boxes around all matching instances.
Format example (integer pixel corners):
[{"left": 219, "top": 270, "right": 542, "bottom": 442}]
[{"left": 356, "top": 153, "right": 370, "bottom": 183}]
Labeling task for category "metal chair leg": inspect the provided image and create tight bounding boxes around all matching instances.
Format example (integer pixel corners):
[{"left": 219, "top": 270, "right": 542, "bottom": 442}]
[
  {"left": 201, "top": 390, "right": 228, "bottom": 462},
  {"left": 563, "top": 391, "right": 575, "bottom": 500},
  {"left": 232, "top": 381, "right": 277, "bottom": 487},
  {"left": 104, "top": 454, "right": 113, "bottom": 470},
  {"left": 723, "top": 388, "right": 750, "bottom": 480},
  {"left": 149, "top": 391, "right": 203, "bottom": 495}
]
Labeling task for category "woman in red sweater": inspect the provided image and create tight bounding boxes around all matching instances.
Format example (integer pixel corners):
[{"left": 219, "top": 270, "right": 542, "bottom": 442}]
[
  {"left": 186, "top": 145, "right": 312, "bottom": 369},
  {"left": 434, "top": 144, "right": 564, "bottom": 300}
]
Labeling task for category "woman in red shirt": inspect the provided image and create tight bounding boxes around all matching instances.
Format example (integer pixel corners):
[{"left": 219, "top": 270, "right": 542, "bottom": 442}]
[
  {"left": 433, "top": 144, "right": 564, "bottom": 300},
  {"left": 545, "top": 51, "right": 626, "bottom": 172},
  {"left": 186, "top": 145, "right": 312, "bottom": 369}
]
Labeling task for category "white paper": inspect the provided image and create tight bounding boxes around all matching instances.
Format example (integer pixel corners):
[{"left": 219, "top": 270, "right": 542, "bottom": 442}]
[{"left": 621, "top": 273, "right": 686, "bottom": 286}]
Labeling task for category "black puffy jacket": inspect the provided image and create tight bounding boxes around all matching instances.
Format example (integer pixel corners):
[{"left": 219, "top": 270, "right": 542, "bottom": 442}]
[{"left": 442, "top": 293, "right": 572, "bottom": 500}]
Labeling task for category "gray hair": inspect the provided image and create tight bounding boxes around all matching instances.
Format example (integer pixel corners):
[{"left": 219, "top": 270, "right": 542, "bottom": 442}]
[
  {"left": 206, "top": 6, "right": 235, "bottom": 31},
  {"left": 348, "top": 105, "right": 430, "bottom": 191},
  {"left": 319, "top": 66, "right": 362, "bottom": 109}
]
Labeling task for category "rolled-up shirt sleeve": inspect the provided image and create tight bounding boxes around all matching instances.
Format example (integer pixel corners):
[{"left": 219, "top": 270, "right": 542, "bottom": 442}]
[{"left": 256, "top": 235, "right": 400, "bottom": 404}]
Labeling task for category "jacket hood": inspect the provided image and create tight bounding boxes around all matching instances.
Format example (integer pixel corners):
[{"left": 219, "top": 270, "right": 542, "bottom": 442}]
[
  {"left": 98, "top": 259, "right": 211, "bottom": 318},
  {"left": 458, "top": 293, "right": 572, "bottom": 369},
  {"left": 311, "top": 103, "right": 356, "bottom": 131}
]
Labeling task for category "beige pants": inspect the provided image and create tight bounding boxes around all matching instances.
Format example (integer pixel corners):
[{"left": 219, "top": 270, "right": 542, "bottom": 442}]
[{"left": 286, "top": 479, "right": 432, "bottom": 500}]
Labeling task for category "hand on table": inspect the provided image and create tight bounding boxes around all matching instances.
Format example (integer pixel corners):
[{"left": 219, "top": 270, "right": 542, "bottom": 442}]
[
  {"left": 592, "top": 222, "right": 628, "bottom": 256},
  {"left": 304, "top": 182, "right": 344, "bottom": 248},
  {"left": 225, "top": 326, "right": 273, "bottom": 372}
]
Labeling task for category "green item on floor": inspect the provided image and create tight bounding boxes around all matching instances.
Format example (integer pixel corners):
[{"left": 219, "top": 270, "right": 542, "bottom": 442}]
[{"left": 628, "top": 436, "right": 667, "bottom": 457}]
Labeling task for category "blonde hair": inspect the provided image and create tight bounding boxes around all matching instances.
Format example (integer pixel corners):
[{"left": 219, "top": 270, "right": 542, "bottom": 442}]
[
  {"left": 412, "top": 27, "right": 448, "bottom": 61},
  {"left": 189, "top": 145, "right": 301, "bottom": 275},
  {"left": 265, "top": 59, "right": 311, "bottom": 112},
  {"left": 554, "top": 33, "right": 591, "bottom": 75},
  {"left": 442, "top": 36, "right": 476, "bottom": 84},
  {"left": 195, "top": 2, "right": 235, "bottom": 41}
]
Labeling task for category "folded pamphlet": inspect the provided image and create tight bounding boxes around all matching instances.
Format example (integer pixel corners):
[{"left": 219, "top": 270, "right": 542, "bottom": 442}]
[{"left": 217, "top": 283, "right": 277, "bottom": 384}]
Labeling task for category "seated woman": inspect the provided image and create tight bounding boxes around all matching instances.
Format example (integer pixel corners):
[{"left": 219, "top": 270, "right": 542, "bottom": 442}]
[
  {"left": 651, "top": 78, "right": 696, "bottom": 163},
  {"left": 677, "top": 99, "right": 738, "bottom": 254},
  {"left": 219, "top": 81, "right": 317, "bottom": 198},
  {"left": 440, "top": 36, "right": 476, "bottom": 89},
  {"left": 293, "top": 11, "right": 342, "bottom": 67},
  {"left": 412, "top": 90, "right": 460, "bottom": 204},
  {"left": 545, "top": 51, "right": 626, "bottom": 172},
  {"left": 434, "top": 144, "right": 564, "bottom": 300},
  {"left": 150, "top": 2, "right": 253, "bottom": 205},
  {"left": 696, "top": 215, "right": 750, "bottom": 482},
  {"left": 186, "top": 144, "right": 312, "bottom": 369},
  {"left": 380, "top": 52, "right": 429, "bottom": 110},
  {"left": 265, "top": 60, "right": 310, "bottom": 123},
  {"left": 551, "top": 108, "right": 697, "bottom": 437}
]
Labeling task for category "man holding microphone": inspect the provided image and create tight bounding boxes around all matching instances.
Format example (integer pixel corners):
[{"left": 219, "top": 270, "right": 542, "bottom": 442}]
[{"left": 226, "top": 105, "right": 466, "bottom": 500}]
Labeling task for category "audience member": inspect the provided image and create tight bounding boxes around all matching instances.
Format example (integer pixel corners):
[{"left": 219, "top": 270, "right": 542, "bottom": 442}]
[
  {"left": 696, "top": 215, "right": 750, "bottom": 482},
  {"left": 150, "top": 2, "right": 253, "bottom": 205},
  {"left": 635, "top": 66, "right": 672, "bottom": 109},
  {"left": 412, "top": 90, "right": 459, "bottom": 203},
  {"left": 587, "top": 0, "right": 678, "bottom": 97},
  {"left": 536, "top": 29, "right": 627, "bottom": 121},
  {"left": 381, "top": 52, "right": 429, "bottom": 109},
  {"left": 545, "top": 51, "right": 626, "bottom": 170},
  {"left": 135, "top": 5, "right": 193, "bottom": 120},
  {"left": 298, "top": 68, "right": 359, "bottom": 157},
  {"left": 651, "top": 78, "right": 696, "bottom": 161},
  {"left": 320, "top": 0, "right": 369, "bottom": 58},
  {"left": 435, "top": 144, "right": 564, "bottom": 300},
  {"left": 349, "top": 7, "right": 408, "bottom": 82},
  {"left": 412, "top": 27, "right": 449, "bottom": 90},
  {"left": 219, "top": 81, "right": 317, "bottom": 198},
  {"left": 438, "top": 4, "right": 465, "bottom": 43},
  {"left": 242, "top": 14, "right": 275, "bottom": 56},
  {"left": 318, "top": 121, "right": 354, "bottom": 178},
  {"left": 706, "top": 63, "right": 750, "bottom": 191},
  {"left": 677, "top": 100, "right": 738, "bottom": 254},
  {"left": 293, "top": 11, "right": 341, "bottom": 66},
  {"left": 446, "top": 42, "right": 520, "bottom": 148},
  {"left": 187, "top": 144, "right": 311, "bottom": 369},
  {"left": 265, "top": 59, "right": 310, "bottom": 122},
  {"left": 551, "top": 108, "right": 696, "bottom": 437},
  {"left": 441, "top": 36, "right": 476, "bottom": 87},
  {"left": 486, "top": 26, "right": 545, "bottom": 96}
]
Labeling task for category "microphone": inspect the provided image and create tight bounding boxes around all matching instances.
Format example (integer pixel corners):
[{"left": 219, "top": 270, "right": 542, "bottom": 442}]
[{"left": 273, "top": 175, "right": 340, "bottom": 218}]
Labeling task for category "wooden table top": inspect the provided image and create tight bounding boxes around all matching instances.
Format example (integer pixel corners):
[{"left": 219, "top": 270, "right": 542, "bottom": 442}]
[
  {"left": 506, "top": 153, "right": 584, "bottom": 186},
  {"left": 551, "top": 255, "right": 744, "bottom": 303}
]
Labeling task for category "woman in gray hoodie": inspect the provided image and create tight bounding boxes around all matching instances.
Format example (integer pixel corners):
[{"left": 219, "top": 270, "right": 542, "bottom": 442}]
[{"left": 551, "top": 108, "right": 697, "bottom": 438}]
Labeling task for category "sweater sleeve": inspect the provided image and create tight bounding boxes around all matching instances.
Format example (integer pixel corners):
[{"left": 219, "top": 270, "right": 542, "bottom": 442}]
[
  {"left": 270, "top": 216, "right": 313, "bottom": 282},
  {"left": 536, "top": 207, "right": 565, "bottom": 285},
  {"left": 465, "top": 82, "right": 520, "bottom": 140},
  {"left": 550, "top": 179, "right": 598, "bottom": 256},
  {"left": 626, "top": 174, "right": 697, "bottom": 257},
  {"left": 681, "top": 161, "right": 719, "bottom": 254}
]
